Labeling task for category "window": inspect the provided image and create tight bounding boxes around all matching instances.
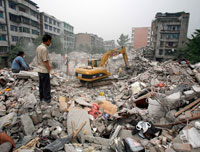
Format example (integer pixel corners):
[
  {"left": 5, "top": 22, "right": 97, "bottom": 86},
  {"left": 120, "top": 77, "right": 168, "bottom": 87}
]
[
  {"left": 0, "top": 46, "right": 8, "bottom": 53},
  {"left": 53, "top": 20, "right": 56, "bottom": 25},
  {"left": 32, "top": 29, "right": 39, "bottom": 35},
  {"left": 54, "top": 27, "right": 56, "bottom": 32},
  {"left": 23, "top": 27, "right": 30, "bottom": 33},
  {"left": 160, "top": 41, "right": 164, "bottom": 47},
  {"left": 10, "top": 25, "right": 18, "bottom": 32},
  {"left": 12, "top": 36, "right": 18, "bottom": 42},
  {"left": 21, "top": 16, "right": 30, "bottom": 25},
  {"left": 49, "top": 26, "right": 52, "bottom": 31},
  {"left": 0, "top": 0, "right": 2, "bottom": 7},
  {"left": 19, "top": 7, "right": 26, "bottom": 13},
  {"left": 168, "top": 25, "right": 180, "bottom": 31},
  {"left": 165, "top": 49, "right": 176, "bottom": 55},
  {"left": 167, "top": 34, "right": 173, "bottom": 39},
  {"left": 18, "top": 27, "right": 22, "bottom": 32},
  {"left": 44, "top": 16, "right": 48, "bottom": 22},
  {"left": 30, "top": 10, "right": 38, "bottom": 18},
  {"left": 8, "top": 1, "right": 16, "bottom": 10},
  {"left": 173, "top": 34, "right": 179, "bottom": 39},
  {"left": 45, "top": 24, "right": 48, "bottom": 29},
  {"left": 0, "top": 11, "right": 3, "bottom": 18},
  {"left": 49, "top": 18, "right": 52, "bottom": 24},
  {"left": 168, "top": 42, "right": 174, "bottom": 47},
  {"left": 31, "top": 20, "right": 39, "bottom": 28},
  {"left": 9, "top": 13, "right": 20, "bottom": 23},
  {"left": 0, "top": 24, "right": 5, "bottom": 31},
  {"left": 0, "top": 34, "right": 6, "bottom": 41},
  {"left": 57, "top": 29, "right": 60, "bottom": 33}
]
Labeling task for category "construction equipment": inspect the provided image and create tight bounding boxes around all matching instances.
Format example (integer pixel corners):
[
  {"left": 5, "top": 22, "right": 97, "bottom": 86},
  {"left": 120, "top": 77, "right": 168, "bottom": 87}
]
[{"left": 75, "top": 46, "right": 129, "bottom": 88}]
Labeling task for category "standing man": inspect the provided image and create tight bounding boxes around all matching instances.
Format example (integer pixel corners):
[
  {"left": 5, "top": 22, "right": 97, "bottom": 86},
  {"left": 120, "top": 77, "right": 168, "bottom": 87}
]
[{"left": 36, "top": 34, "right": 53, "bottom": 103}]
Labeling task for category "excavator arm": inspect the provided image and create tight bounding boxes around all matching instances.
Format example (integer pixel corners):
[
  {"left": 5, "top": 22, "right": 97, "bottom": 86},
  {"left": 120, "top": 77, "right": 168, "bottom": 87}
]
[{"left": 99, "top": 46, "right": 129, "bottom": 68}]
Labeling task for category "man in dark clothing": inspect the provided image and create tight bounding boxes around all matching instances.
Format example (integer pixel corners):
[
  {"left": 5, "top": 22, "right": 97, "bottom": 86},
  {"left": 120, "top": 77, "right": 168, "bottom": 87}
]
[{"left": 36, "top": 34, "right": 53, "bottom": 103}]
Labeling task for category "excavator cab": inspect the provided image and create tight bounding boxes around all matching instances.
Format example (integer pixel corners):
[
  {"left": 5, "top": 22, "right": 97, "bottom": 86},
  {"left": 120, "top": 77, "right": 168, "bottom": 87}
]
[{"left": 88, "top": 59, "right": 101, "bottom": 68}]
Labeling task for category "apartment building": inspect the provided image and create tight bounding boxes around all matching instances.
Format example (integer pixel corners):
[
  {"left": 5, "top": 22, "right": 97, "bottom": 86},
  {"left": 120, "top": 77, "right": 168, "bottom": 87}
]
[
  {"left": 75, "top": 33, "right": 104, "bottom": 51},
  {"left": 0, "top": 0, "right": 40, "bottom": 55},
  {"left": 104, "top": 40, "right": 115, "bottom": 50},
  {"left": 60, "top": 21, "right": 74, "bottom": 51},
  {"left": 151, "top": 12, "right": 190, "bottom": 61},
  {"left": 40, "top": 12, "right": 61, "bottom": 36},
  {"left": 131, "top": 27, "right": 151, "bottom": 50}
]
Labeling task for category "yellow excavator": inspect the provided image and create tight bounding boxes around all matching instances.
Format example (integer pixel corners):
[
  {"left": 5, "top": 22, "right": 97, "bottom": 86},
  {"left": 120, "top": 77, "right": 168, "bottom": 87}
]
[{"left": 75, "top": 46, "right": 129, "bottom": 87}]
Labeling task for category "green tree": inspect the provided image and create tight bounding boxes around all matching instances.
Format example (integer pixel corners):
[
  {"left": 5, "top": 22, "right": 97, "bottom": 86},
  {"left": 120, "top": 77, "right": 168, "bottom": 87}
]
[
  {"left": 185, "top": 29, "right": 200, "bottom": 64},
  {"left": 176, "top": 29, "right": 200, "bottom": 64},
  {"left": 117, "top": 34, "right": 130, "bottom": 47}
]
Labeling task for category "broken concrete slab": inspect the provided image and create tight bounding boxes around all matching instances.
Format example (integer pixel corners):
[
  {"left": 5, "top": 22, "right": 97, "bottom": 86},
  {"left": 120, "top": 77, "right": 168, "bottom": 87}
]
[
  {"left": 64, "top": 144, "right": 76, "bottom": 152},
  {"left": 23, "top": 93, "right": 37, "bottom": 109},
  {"left": 0, "top": 112, "right": 16, "bottom": 129},
  {"left": 15, "top": 71, "right": 39, "bottom": 80},
  {"left": 173, "top": 143, "right": 191, "bottom": 152},
  {"left": 192, "top": 85, "right": 200, "bottom": 93},
  {"left": 165, "top": 91, "right": 181, "bottom": 109},
  {"left": 0, "top": 102, "right": 6, "bottom": 116},
  {"left": 20, "top": 113, "right": 35, "bottom": 135},
  {"left": 84, "top": 135, "right": 112, "bottom": 146},
  {"left": 75, "top": 97, "right": 92, "bottom": 107},
  {"left": 67, "top": 108, "right": 92, "bottom": 143}
]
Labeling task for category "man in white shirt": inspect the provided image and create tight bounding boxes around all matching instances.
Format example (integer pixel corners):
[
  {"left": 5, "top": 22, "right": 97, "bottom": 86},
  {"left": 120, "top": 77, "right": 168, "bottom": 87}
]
[{"left": 36, "top": 34, "right": 53, "bottom": 103}]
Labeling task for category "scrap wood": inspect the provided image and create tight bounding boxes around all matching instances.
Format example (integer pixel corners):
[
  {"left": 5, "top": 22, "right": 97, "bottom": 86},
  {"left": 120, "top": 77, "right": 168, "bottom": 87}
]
[
  {"left": 71, "top": 121, "right": 87, "bottom": 141},
  {"left": 174, "top": 98, "right": 200, "bottom": 117},
  {"left": 190, "top": 102, "right": 200, "bottom": 112},
  {"left": 14, "top": 137, "right": 40, "bottom": 152},
  {"left": 155, "top": 112, "right": 200, "bottom": 127}
]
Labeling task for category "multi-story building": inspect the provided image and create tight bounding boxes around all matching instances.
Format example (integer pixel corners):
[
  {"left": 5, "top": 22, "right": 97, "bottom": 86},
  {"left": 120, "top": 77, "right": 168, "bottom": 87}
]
[
  {"left": 75, "top": 33, "right": 104, "bottom": 51},
  {"left": 131, "top": 27, "right": 151, "bottom": 50},
  {"left": 151, "top": 12, "right": 190, "bottom": 61},
  {"left": 40, "top": 12, "right": 61, "bottom": 36},
  {"left": 104, "top": 40, "right": 115, "bottom": 50},
  {"left": 60, "top": 21, "right": 74, "bottom": 51},
  {"left": 0, "top": 0, "right": 40, "bottom": 56}
]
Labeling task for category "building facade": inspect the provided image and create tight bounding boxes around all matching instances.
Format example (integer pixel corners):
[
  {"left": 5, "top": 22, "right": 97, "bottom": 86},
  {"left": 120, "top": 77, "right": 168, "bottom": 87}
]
[
  {"left": 104, "top": 40, "right": 115, "bottom": 50},
  {"left": 60, "top": 21, "right": 74, "bottom": 51},
  {"left": 131, "top": 27, "right": 151, "bottom": 50},
  {"left": 151, "top": 12, "right": 190, "bottom": 61},
  {"left": 40, "top": 12, "right": 61, "bottom": 36},
  {"left": 0, "top": 0, "right": 40, "bottom": 56},
  {"left": 75, "top": 33, "right": 104, "bottom": 51}
]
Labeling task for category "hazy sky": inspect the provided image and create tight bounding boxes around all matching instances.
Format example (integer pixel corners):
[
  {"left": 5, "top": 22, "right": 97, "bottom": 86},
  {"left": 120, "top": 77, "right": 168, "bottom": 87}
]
[{"left": 32, "top": 0, "right": 200, "bottom": 41}]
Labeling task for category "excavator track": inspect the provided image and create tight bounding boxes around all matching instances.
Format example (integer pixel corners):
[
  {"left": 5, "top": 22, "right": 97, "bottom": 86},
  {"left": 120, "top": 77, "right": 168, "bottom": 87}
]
[{"left": 80, "top": 77, "right": 118, "bottom": 88}]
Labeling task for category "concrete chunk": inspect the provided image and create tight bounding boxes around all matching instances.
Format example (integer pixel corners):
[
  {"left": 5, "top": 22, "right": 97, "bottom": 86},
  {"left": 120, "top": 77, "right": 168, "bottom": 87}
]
[
  {"left": 23, "top": 93, "right": 37, "bottom": 109},
  {"left": 21, "top": 113, "right": 35, "bottom": 135},
  {"left": 84, "top": 135, "right": 112, "bottom": 146},
  {"left": 192, "top": 85, "right": 200, "bottom": 93},
  {"left": 64, "top": 144, "right": 76, "bottom": 152},
  {"left": 165, "top": 92, "right": 181, "bottom": 109},
  {"left": 173, "top": 143, "right": 191, "bottom": 152},
  {"left": 67, "top": 108, "right": 92, "bottom": 143}
]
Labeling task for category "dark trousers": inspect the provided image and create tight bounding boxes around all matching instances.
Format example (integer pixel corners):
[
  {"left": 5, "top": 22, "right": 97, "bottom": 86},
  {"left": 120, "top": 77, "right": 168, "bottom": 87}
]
[{"left": 38, "top": 73, "right": 51, "bottom": 101}]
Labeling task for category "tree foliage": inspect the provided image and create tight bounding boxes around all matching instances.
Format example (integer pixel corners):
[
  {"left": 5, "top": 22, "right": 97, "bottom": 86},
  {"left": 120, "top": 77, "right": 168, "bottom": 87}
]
[
  {"left": 176, "top": 29, "right": 200, "bottom": 64},
  {"left": 185, "top": 29, "right": 200, "bottom": 64},
  {"left": 117, "top": 34, "right": 130, "bottom": 47}
]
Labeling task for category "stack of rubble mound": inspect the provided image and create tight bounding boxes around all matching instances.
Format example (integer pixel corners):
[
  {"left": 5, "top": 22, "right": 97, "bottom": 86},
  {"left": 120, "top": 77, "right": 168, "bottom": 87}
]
[{"left": 0, "top": 59, "right": 200, "bottom": 152}]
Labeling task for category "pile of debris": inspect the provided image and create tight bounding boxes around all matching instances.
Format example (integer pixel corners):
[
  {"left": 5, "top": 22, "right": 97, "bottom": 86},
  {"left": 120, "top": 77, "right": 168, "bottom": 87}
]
[{"left": 0, "top": 57, "right": 200, "bottom": 152}]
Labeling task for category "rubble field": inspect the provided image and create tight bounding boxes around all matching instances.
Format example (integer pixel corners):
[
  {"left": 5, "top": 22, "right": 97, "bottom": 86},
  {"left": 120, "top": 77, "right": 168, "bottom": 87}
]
[{"left": 0, "top": 50, "right": 200, "bottom": 152}]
